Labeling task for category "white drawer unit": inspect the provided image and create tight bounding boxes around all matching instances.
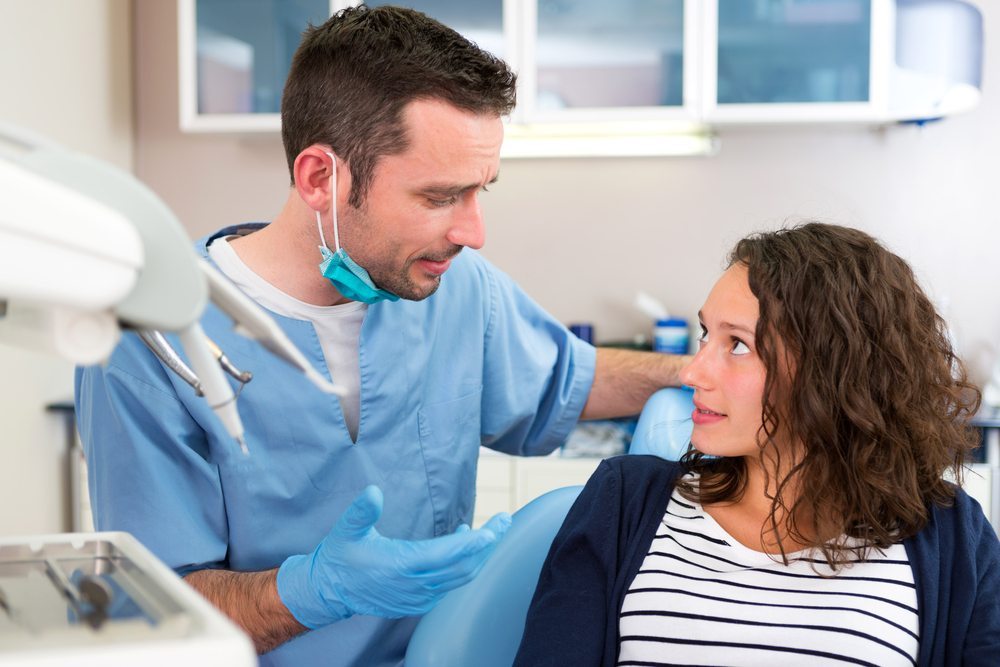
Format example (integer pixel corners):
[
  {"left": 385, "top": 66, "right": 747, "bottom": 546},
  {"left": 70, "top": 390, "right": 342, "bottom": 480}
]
[{"left": 474, "top": 449, "right": 602, "bottom": 527}]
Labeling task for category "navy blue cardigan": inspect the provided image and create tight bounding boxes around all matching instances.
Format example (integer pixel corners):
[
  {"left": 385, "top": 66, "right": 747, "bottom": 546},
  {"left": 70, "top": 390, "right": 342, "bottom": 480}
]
[{"left": 514, "top": 456, "right": 1000, "bottom": 666}]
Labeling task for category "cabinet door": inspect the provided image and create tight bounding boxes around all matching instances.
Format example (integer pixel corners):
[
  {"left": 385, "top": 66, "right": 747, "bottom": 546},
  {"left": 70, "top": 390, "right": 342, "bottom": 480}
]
[
  {"left": 524, "top": 0, "right": 690, "bottom": 123},
  {"left": 512, "top": 457, "right": 601, "bottom": 510},
  {"left": 704, "top": 0, "right": 890, "bottom": 122},
  {"left": 180, "top": 0, "right": 332, "bottom": 131},
  {"left": 502, "top": 0, "right": 707, "bottom": 157}
]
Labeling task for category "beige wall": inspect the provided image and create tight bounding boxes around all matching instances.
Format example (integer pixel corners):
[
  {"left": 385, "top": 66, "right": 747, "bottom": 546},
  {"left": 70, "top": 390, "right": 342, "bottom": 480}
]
[
  {"left": 0, "top": 0, "right": 133, "bottom": 534},
  {"left": 135, "top": 0, "right": 999, "bottom": 386}
]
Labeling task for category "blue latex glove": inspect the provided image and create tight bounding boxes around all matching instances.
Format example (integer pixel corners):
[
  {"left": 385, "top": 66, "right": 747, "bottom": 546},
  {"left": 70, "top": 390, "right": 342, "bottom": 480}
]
[{"left": 276, "top": 485, "right": 512, "bottom": 628}]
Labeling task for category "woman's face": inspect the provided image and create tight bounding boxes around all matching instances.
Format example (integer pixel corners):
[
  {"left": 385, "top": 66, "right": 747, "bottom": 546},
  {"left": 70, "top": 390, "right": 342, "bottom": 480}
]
[{"left": 679, "top": 264, "right": 769, "bottom": 458}]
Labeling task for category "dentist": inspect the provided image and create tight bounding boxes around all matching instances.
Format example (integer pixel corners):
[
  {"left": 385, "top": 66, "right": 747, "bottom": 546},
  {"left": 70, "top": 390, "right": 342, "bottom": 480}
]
[{"left": 75, "top": 6, "right": 688, "bottom": 666}]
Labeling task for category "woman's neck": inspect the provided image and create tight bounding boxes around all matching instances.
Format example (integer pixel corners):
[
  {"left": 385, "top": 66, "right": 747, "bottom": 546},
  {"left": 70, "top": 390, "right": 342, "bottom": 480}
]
[{"left": 703, "top": 454, "right": 815, "bottom": 555}]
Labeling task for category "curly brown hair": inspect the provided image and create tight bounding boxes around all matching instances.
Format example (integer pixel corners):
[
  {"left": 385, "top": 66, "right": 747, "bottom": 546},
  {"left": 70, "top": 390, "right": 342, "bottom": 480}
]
[
  {"left": 281, "top": 5, "right": 516, "bottom": 207},
  {"left": 677, "top": 222, "right": 981, "bottom": 568}
]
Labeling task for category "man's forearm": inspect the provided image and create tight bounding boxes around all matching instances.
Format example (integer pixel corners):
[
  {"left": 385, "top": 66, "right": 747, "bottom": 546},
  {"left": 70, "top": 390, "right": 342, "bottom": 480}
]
[
  {"left": 580, "top": 347, "right": 691, "bottom": 420},
  {"left": 185, "top": 568, "right": 308, "bottom": 654}
]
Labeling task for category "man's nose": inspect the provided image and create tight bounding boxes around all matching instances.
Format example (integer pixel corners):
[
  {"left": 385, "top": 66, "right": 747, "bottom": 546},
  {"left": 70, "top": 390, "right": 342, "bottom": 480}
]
[{"left": 446, "top": 197, "right": 485, "bottom": 249}]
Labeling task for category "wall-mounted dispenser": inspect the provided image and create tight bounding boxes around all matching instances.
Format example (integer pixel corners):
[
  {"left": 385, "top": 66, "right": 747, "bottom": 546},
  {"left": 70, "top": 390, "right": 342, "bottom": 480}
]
[{"left": 891, "top": 0, "right": 983, "bottom": 122}]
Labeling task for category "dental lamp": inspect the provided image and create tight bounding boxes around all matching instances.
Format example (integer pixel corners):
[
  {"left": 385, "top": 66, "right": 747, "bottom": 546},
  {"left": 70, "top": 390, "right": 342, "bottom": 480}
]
[{"left": 0, "top": 123, "right": 343, "bottom": 454}]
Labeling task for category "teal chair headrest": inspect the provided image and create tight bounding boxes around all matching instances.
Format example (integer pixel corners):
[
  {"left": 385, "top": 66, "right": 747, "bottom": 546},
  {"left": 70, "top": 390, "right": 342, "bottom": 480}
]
[{"left": 628, "top": 386, "right": 695, "bottom": 460}]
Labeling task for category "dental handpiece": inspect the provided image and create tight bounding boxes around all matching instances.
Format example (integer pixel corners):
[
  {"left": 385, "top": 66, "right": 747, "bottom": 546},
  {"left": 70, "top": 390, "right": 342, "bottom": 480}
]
[
  {"left": 137, "top": 329, "right": 202, "bottom": 396},
  {"left": 140, "top": 329, "right": 252, "bottom": 390},
  {"left": 178, "top": 322, "right": 248, "bottom": 455},
  {"left": 200, "top": 260, "right": 345, "bottom": 396},
  {"left": 205, "top": 336, "right": 253, "bottom": 385}
]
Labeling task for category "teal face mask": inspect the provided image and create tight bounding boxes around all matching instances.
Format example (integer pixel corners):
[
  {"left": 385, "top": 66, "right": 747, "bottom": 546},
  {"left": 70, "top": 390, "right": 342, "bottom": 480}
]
[{"left": 316, "top": 152, "right": 399, "bottom": 304}]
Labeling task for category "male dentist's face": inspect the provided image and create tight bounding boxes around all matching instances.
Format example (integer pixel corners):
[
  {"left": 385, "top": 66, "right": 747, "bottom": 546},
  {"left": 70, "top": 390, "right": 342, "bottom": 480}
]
[{"left": 338, "top": 98, "right": 503, "bottom": 301}]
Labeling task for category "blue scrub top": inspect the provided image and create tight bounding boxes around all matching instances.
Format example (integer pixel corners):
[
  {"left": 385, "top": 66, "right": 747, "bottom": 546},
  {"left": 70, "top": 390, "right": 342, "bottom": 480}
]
[{"left": 75, "top": 224, "right": 596, "bottom": 666}]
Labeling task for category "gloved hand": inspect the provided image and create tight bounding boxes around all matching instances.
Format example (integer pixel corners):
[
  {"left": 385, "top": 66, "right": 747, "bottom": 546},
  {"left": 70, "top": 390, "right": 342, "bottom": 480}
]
[{"left": 276, "top": 485, "right": 512, "bottom": 628}]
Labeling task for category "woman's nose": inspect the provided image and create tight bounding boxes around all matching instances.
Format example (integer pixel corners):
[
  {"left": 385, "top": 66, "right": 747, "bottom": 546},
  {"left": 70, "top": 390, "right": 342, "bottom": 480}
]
[{"left": 679, "top": 346, "right": 707, "bottom": 389}]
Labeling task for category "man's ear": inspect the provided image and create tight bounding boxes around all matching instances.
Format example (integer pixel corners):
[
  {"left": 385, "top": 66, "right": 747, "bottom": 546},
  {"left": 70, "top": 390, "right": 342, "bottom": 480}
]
[{"left": 292, "top": 146, "right": 352, "bottom": 212}]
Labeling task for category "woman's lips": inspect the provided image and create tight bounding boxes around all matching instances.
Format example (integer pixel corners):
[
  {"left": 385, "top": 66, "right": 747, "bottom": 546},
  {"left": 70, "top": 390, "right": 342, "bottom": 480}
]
[{"left": 691, "top": 401, "right": 726, "bottom": 426}]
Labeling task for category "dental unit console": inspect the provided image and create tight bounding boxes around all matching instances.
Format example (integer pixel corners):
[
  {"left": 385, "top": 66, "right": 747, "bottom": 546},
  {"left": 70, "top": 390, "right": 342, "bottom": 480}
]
[{"left": 0, "top": 123, "right": 343, "bottom": 664}]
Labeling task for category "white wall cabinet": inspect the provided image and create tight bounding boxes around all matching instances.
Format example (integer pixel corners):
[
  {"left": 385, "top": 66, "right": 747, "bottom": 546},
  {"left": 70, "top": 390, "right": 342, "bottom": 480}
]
[
  {"left": 178, "top": 0, "right": 982, "bottom": 155},
  {"left": 178, "top": 0, "right": 982, "bottom": 151}
]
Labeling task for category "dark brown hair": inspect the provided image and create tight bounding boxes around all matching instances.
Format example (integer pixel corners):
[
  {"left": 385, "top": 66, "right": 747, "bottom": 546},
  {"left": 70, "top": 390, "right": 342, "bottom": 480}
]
[
  {"left": 280, "top": 5, "right": 516, "bottom": 207},
  {"left": 678, "top": 222, "right": 981, "bottom": 568}
]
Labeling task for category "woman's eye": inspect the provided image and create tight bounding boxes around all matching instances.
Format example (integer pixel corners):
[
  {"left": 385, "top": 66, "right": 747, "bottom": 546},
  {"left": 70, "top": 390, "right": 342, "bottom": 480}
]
[
  {"left": 731, "top": 339, "right": 751, "bottom": 356},
  {"left": 696, "top": 326, "right": 708, "bottom": 348}
]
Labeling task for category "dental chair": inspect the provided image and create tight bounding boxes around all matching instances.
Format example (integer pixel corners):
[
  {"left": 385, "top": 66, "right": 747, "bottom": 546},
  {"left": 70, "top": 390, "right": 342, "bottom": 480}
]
[{"left": 405, "top": 387, "right": 694, "bottom": 667}]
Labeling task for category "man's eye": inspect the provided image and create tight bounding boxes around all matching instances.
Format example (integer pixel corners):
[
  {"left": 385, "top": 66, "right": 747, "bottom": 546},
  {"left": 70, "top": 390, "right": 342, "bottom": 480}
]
[
  {"left": 732, "top": 339, "right": 750, "bottom": 356},
  {"left": 429, "top": 197, "right": 457, "bottom": 207}
]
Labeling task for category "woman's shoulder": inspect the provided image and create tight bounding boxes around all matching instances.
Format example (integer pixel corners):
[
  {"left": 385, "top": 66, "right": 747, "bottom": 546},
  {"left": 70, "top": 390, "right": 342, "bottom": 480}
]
[
  {"left": 908, "top": 484, "right": 999, "bottom": 561},
  {"left": 602, "top": 453, "right": 685, "bottom": 473},
  {"left": 594, "top": 455, "right": 686, "bottom": 493},
  {"left": 932, "top": 485, "right": 997, "bottom": 539}
]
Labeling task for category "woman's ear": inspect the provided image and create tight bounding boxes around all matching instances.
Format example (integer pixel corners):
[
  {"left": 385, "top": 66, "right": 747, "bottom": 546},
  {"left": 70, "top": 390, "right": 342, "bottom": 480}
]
[{"left": 292, "top": 146, "right": 352, "bottom": 212}]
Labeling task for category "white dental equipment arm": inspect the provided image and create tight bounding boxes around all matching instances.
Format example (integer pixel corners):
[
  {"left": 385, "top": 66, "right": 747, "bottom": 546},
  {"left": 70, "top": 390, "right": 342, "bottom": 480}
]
[{"left": 0, "top": 123, "right": 343, "bottom": 454}]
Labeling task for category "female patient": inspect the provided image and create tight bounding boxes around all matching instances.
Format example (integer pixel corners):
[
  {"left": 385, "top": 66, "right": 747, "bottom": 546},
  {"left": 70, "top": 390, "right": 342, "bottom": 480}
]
[{"left": 514, "top": 223, "right": 999, "bottom": 666}]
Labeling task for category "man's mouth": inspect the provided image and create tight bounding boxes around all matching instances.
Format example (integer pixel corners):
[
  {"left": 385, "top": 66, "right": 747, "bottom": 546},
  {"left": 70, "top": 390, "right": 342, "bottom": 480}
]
[
  {"left": 416, "top": 249, "right": 461, "bottom": 276},
  {"left": 417, "top": 257, "right": 452, "bottom": 276}
]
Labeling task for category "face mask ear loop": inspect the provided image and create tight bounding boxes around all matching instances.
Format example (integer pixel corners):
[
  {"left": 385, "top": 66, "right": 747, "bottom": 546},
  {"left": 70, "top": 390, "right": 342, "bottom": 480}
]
[
  {"left": 315, "top": 208, "right": 328, "bottom": 252},
  {"left": 327, "top": 151, "right": 341, "bottom": 253},
  {"left": 315, "top": 152, "right": 339, "bottom": 253}
]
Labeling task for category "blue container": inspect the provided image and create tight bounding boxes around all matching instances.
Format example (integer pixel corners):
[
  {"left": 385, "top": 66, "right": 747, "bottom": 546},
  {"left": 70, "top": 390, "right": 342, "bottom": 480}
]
[{"left": 653, "top": 317, "right": 689, "bottom": 354}]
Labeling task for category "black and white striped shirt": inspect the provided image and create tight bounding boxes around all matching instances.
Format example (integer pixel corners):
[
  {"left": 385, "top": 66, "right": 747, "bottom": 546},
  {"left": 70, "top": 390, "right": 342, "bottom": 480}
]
[{"left": 618, "top": 482, "right": 919, "bottom": 666}]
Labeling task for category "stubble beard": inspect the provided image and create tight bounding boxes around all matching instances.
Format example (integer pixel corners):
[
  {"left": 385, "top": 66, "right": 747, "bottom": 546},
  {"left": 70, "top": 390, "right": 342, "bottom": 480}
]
[
  {"left": 371, "top": 261, "right": 441, "bottom": 301},
  {"left": 369, "top": 248, "right": 461, "bottom": 301},
  {"left": 341, "top": 203, "right": 459, "bottom": 302}
]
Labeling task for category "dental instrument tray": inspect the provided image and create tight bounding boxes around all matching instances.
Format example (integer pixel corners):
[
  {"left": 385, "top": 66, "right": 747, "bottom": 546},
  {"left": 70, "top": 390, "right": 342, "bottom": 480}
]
[{"left": 0, "top": 531, "right": 255, "bottom": 666}]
